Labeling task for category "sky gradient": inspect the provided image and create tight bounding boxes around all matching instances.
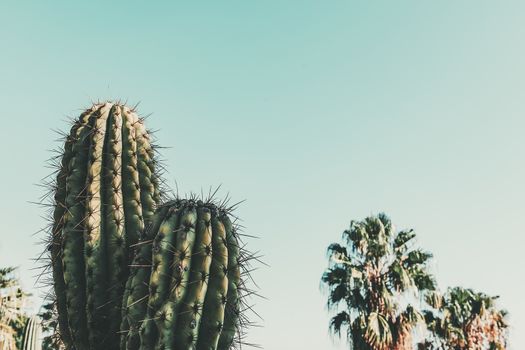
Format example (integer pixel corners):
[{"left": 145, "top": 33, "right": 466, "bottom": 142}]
[{"left": 1, "top": 1, "right": 523, "bottom": 349}]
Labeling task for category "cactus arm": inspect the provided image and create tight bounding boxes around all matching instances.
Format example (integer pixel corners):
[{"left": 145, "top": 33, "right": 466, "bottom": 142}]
[
  {"left": 119, "top": 199, "right": 253, "bottom": 350},
  {"left": 196, "top": 210, "right": 229, "bottom": 350},
  {"left": 172, "top": 206, "right": 213, "bottom": 350}
]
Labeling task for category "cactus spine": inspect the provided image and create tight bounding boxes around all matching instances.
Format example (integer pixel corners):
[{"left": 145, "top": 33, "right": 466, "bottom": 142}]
[
  {"left": 49, "top": 102, "right": 161, "bottom": 350},
  {"left": 22, "top": 316, "right": 42, "bottom": 350},
  {"left": 121, "top": 199, "right": 248, "bottom": 350}
]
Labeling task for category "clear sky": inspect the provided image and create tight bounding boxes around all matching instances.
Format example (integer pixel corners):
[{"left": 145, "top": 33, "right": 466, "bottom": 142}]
[{"left": 1, "top": 1, "right": 523, "bottom": 349}]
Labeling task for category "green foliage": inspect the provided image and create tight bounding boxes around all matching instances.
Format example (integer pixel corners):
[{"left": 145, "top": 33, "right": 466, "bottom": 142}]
[
  {"left": 419, "top": 287, "right": 508, "bottom": 350},
  {"left": 38, "top": 302, "right": 63, "bottom": 350},
  {"left": 322, "top": 213, "right": 436, "bottom": 350},
  {"left": 0, "top": 266, "right": 28, "bottom": 348},
  {"left": 0, "top": 267, "right": 17, "bottom": 289},
  {"left": 10, "top": 314, "right": 29, "bottom": 350}
]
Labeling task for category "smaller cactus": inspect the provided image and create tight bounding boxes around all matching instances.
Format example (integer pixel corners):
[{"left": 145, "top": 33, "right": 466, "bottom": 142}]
[
  {"left": 22, "top": 316, "right": 42, "bottom": 350},
  {"left": 121, "top": 196, "right": 261, "bottom": 350}
]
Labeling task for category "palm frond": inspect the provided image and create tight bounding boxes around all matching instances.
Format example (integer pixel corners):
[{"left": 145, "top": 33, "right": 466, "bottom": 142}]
[
  {"left": 365, "top": 312, "right": 393, "bottom": 349},
  {"left": 329, "top": 311, "right": 350, "bottom": 337}
]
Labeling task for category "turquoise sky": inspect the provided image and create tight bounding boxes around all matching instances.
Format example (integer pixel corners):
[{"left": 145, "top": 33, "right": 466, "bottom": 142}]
[{"left": 1, "top": 1, "right": 523, "bottom": 349}]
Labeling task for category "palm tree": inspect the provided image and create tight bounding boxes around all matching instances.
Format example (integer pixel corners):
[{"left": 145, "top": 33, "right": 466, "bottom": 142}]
[
  {"left": 419, "top": 287, "right": 508, "bottom": 350},
  {"left": 39, "top": 301, "right": 64, "bottom": 350},
  {"left": 0, "top": 266, "right": 27, "bottom": 350},
  {"left": 322, "top": 213, "right": 437, "bottom": 350}
]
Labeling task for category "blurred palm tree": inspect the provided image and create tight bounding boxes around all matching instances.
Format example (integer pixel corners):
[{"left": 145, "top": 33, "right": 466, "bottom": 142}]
[
  {"left": 0, "top": 266, "right": 28, "bottom": 350},
  {"left": 322, "top": 213, "right": 437, "bottom": 350},
  {"left": 38, "top": 301, "right": 63, "bottom": 350},
  {"left": 418, "top": 287, "right": 508, "bottom": 350}
]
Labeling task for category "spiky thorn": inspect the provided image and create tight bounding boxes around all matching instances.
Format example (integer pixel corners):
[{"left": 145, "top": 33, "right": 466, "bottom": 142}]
[{"left": 130, "top": 100, "right": 141, "bottom": 113}]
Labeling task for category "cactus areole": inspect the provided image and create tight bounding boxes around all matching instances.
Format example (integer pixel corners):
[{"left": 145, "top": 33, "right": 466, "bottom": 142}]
[
  {"left": 49, "top": 102, "right": 161, "bottom": 350},
  {"left": 121, "top": 199, "right": 245, "bottom": 350}
]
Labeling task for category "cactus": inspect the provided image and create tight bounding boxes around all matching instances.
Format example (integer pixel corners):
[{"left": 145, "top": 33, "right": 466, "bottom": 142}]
[
  {"left": 47, "top": 102, "right": 163, "bottom": 350},
  {"left": 22, "top": 316, "right": 42, "bottom": 350},
  {"left": 121, "top": 198, "right": 256, "bottom": 350}
]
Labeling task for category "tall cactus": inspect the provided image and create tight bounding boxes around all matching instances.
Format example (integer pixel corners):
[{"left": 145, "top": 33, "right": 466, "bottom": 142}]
[
  {"left": 47, "top": 102, "right": 162, "bottom": 350},
  {"left": 22, "top": 316, "right": 42, "bottom": 350},
  {"left": 121, "top": 198, "right": 255, "bottom": 350}
]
